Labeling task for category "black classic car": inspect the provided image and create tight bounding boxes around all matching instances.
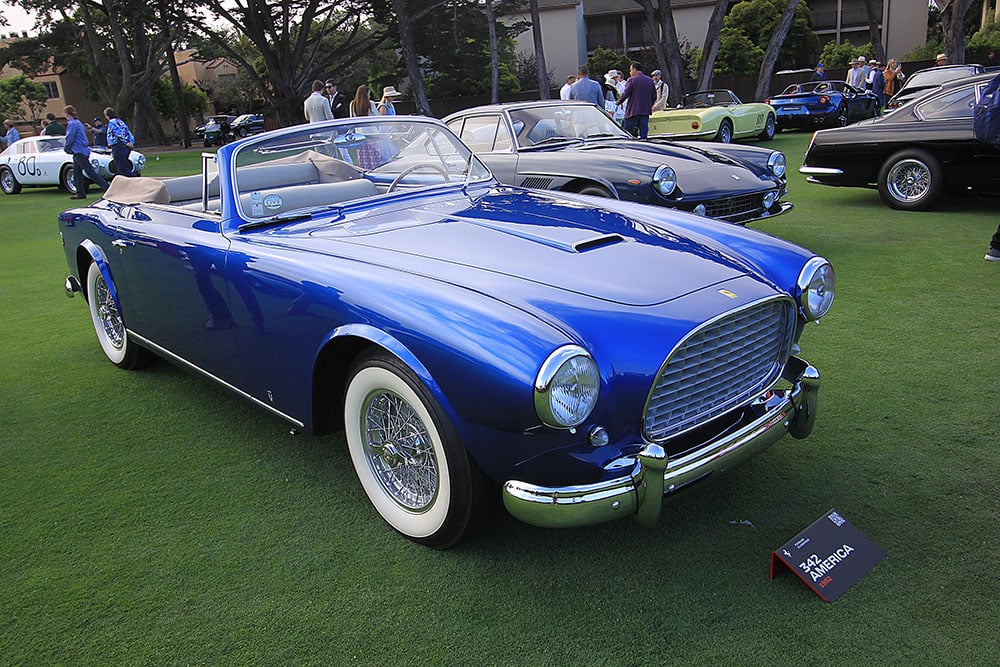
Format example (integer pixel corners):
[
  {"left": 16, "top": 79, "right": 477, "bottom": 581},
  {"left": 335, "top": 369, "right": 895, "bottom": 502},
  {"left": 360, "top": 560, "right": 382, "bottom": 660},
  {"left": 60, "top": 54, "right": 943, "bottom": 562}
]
[
  {"left": 886, "top": 64, "right": 985, "bottom": 111},
  {"left": 444, "top": 101, "right": 790, "bottom": 224},
  {"left": 230, "top": 113, "right": 265, "bottom": 138},
  {"left": 800, "top": 72, "right": 1000, "bottom": 210},
  {"left": 766, "top": 80, "right": 881, "bottom": 130}
]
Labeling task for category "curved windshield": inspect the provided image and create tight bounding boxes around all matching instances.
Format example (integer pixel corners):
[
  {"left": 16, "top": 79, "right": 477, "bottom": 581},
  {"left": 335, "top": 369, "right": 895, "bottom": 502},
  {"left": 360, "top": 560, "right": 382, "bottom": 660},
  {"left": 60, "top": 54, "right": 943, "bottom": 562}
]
[
  {"left": 683, "top": 90, "right": 739, "bottom": 107},
  {"left": 904, "top": 67, "right": 980, "bottom": 90},
  {"left": 232, "top": 118, "right": 492, "bottom": 220},
  {"left": 508, "top": 104, "right": 629, "bottom": 148}
]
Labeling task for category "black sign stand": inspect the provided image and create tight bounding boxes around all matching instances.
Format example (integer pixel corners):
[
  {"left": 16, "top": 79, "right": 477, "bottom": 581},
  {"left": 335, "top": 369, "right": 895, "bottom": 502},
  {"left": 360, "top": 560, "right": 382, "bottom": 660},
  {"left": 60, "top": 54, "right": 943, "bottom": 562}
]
[{"left": 770, "top": 508, "right": 885, "bottom": 603}]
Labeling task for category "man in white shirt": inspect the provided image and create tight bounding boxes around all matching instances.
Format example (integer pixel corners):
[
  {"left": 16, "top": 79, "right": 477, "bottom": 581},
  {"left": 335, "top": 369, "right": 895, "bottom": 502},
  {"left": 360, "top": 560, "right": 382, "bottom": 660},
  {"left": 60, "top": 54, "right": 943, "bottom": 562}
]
[
  {"left": 560, "top": 75, "right": 576, "bottom": 100},
  {"left": 304, "top": 80, "right": 334, "bottom": 123}
]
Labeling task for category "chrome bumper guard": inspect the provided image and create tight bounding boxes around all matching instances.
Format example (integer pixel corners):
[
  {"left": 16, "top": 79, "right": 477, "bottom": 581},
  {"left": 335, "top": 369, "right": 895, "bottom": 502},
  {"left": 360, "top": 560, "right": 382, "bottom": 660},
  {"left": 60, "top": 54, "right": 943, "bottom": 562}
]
[
  {"left": 65, "top": 275, "right": 82, "bottom": 298},
  {"left": 503, "top": 357, "right": 820, "bottom": 529}
]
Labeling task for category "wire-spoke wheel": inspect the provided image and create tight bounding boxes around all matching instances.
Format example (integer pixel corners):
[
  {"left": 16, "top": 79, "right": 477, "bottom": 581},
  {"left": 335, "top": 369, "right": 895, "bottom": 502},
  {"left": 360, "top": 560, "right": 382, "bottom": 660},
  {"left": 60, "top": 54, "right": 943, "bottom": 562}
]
[
  {"left": 344, "top": 351, "right": 492, "bottom": 548},
  {"left": 715, "top": 119, "right": 733, "bottom": 143},
  {"left": 877, "top": 149, "right": 943, "bottom": 211},
  {"left": 86, "top": 262, "right": 150, "bottom": 369},
  {"left": 758, "top": 114, "right": 776, "bottom": 141},
  {"left": 0, "top": 167, "right": 21, "bottom": 194},
  {"left": 60, "top": 165, "right": 77, "bottom": 194}
]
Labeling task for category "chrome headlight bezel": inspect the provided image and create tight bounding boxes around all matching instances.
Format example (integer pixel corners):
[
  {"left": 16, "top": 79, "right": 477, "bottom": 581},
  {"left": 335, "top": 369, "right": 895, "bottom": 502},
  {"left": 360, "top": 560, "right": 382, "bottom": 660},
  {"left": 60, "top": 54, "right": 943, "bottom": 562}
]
[
  {"left": 796, "top": 257, "right": 835, "bottom": 321},
  {"left": 768, "top": 151, "right": 787, "bottom": 178},
  {"left": 653, "top": 165, "right": 676, "bottom": 196},
  {"left": 534, "top": 345, "right": 600, "bottom": 428}
]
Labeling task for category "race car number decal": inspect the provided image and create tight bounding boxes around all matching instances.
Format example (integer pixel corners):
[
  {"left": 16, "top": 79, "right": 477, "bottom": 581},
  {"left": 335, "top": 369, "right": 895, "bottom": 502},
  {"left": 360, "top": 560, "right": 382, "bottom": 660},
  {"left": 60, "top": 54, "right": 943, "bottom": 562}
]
[{"left": 16, "top": 156, "right": 40, "bottom": 176}]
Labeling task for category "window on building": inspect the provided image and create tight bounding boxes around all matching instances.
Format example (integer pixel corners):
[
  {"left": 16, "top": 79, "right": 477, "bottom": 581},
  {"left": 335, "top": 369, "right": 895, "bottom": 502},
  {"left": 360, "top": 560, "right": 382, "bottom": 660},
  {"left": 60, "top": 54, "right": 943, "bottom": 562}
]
[{"left": 41, "top": 81, "right": 58, "bottom": 99}]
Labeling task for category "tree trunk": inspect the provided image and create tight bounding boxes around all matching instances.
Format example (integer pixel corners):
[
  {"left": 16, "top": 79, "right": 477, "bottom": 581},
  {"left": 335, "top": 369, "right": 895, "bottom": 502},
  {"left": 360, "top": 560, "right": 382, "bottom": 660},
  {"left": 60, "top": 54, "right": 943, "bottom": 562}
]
[
  {"left": 487, "top": 0, "right": 499, "bottom": 104},
  {"left": 394, "top": 0, "right": 433, "bottom": 115},
  {"left": 754, "top": 0, "right": 799, "bottom": 102},
  {"left": 863, "top": 0, "right": 885, "bottom": 63},
  {"left": 655, "top": 0, "right": 686, "bottom": 105},
  {"left": 940, "top": 0, "right": 977, "bottom": 66},
  {"left": 158, "top": 1, "right": 190, "bottom": 147},
  {"left": 529, "top": 0, "right": 550, "bottom": 99},
  {"left": 697, "top": 0, "right": 729, "bottom": 91},
  {"left": 635, "top": 1, "right": 668, "bottom": 81}
]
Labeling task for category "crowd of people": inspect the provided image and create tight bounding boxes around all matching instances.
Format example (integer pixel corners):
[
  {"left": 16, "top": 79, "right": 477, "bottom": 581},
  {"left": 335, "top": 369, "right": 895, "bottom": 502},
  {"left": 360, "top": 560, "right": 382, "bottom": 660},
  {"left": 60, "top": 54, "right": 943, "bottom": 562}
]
[
  {"left": 808, "top": 51, "right": 963, "bottom": 111},
  {"left": 557, "top": 62, "right": 664, "bottom": 139},
  {"left": 304, "top": 80, "right": 403, "bottom": 123}
]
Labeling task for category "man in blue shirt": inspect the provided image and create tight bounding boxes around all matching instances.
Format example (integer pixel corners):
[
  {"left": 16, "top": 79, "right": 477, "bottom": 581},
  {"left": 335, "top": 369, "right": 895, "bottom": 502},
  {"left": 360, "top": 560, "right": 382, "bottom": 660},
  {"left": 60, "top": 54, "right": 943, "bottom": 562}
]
[
  {"left": 569, "top": 65, "right": 604, "bottom": 108},
  {"left": 104, "top": 107, "right": 136, "bottom": 177},
  {"left": 63, "top": 105, "right": 109, "bottom": 199},
  {"left": 2, "top": 120, "right": 19, "bottom": 149}
]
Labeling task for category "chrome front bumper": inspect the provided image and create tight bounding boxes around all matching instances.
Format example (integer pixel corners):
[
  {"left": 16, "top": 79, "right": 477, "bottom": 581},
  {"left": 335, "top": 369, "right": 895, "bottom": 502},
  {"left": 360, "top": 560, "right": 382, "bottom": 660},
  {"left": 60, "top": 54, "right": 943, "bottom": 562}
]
[{"left": 503, "top": 357, "right": 820, "bottom": 529}]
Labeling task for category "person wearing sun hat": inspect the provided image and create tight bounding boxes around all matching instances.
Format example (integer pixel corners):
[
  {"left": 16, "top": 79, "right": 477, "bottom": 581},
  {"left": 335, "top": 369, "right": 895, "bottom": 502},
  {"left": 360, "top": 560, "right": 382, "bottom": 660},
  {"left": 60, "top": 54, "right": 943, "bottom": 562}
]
[
  {"left": 376, "top": 86, "right": 401, "bottom": 115},
  {"left": 935, "top": 53, "right": 948, "bottom": 66}
]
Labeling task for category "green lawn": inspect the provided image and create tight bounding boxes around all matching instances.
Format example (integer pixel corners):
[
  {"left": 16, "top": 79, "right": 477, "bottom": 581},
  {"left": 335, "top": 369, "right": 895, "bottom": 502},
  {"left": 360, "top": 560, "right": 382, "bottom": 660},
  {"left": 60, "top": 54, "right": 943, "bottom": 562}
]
[{"left": 1, "top": 134, "right": 997, "bottom": 664}]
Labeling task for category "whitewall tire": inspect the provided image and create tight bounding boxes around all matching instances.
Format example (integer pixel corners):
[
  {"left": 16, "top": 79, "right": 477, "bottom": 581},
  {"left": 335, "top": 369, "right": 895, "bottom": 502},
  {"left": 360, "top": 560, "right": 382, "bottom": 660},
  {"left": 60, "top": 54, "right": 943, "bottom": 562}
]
[
  {"left": 86, "top": 262, "right": 150, "bottom": 370},
  {"left": 344, "top": 351, "right": 491, "bottom": 548}
]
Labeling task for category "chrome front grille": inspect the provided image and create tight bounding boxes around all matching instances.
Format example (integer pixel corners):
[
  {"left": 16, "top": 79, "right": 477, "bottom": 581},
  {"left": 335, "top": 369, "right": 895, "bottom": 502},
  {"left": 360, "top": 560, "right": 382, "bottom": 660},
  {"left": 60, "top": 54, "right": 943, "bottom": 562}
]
[
  {"left": 643, "top": 298, "right": 794, "bottom": 442},
  {"left": 704, "top": 193, "right": 762, "bottom": 221}
]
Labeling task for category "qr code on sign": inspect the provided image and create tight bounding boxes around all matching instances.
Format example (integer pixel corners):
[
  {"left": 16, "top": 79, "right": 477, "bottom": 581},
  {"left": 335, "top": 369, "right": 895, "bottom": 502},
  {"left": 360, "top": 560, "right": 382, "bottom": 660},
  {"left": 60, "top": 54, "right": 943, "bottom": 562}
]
[{"left": 828, "top": 511, "right": 846, "bottom": 527}]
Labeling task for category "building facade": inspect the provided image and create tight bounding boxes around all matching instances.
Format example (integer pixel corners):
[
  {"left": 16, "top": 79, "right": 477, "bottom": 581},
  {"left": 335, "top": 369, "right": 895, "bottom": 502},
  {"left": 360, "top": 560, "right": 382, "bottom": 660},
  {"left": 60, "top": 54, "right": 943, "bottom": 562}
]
[{"left": 509, "top": 0, "right": 928, "bottom": 85}]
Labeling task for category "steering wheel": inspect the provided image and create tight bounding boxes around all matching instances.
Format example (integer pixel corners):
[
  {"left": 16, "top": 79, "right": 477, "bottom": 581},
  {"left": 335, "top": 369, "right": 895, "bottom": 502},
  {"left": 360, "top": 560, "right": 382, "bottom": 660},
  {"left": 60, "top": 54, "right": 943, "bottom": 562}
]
[{"left": 387, "top": 163, "right": 451, "bottom": 192}]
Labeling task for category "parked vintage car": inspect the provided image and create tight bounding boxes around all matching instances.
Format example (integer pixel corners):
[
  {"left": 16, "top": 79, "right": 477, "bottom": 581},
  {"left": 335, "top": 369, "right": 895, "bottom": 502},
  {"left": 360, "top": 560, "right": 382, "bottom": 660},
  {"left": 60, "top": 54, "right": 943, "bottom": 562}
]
[
  {"left": 885, "top": 64, "right": 984, "bottom": 111},
  {"left": 230, "top": 113, "right": 265, "bottom": 138},
  {"left": 202, "top": 115, "right": 236, "bottom": 147},
  {"left": 444, "top": 101, "right": 790, "bottom": 224},
  {"left": 800, "top": 72, "right": 1000, "bottom": 210},
  {"left": 60, "top": 116, "right": 834, "bottom": 547},
  {"left": 0, "top": 135, "right": 145, "bottom": 195},
  {"left": 647, "top": 89, "right": 777, "bottom": 143},
  {"left": 765, "top": 80, "right": 881, "bottom": 129}
]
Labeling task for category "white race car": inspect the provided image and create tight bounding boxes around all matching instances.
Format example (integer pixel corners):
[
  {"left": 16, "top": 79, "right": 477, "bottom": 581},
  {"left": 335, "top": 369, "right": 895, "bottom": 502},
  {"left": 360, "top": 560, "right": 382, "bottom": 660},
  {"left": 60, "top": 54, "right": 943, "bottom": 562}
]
[{"left": 0, "top": 135, "right": 146, "bottom": 195}]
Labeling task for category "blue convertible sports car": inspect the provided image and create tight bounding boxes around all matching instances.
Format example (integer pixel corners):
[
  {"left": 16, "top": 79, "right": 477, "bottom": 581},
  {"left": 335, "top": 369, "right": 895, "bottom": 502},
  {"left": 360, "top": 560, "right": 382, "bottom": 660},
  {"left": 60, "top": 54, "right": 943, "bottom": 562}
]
[
  {"left": 60, "top": 117, "right": 834, "bottom": 547},
  {"left": 766, "top": 80, "right": 881, "bottom": 130}
]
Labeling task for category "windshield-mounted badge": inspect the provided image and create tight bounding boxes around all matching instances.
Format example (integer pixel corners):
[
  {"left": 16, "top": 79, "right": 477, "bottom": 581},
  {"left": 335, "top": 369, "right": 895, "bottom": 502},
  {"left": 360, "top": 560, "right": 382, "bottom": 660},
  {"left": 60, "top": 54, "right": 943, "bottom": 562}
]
[
  {"left": 718, "top": 289, "right": 738, "bottom": 299},
  {"left": 264, "top": 194, "right": 283, "bottom": 210}
]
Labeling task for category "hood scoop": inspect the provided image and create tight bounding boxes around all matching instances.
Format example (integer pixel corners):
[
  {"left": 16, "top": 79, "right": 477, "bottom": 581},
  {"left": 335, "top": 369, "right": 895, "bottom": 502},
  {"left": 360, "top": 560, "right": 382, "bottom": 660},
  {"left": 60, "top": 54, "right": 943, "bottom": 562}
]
[{"left": 573, "top": 233, "right": 625, "bottom": 252}]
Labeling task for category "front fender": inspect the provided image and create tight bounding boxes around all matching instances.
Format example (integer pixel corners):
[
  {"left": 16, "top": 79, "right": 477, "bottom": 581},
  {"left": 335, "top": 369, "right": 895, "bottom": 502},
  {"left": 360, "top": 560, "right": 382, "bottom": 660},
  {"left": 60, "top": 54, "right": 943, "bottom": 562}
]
[
  {"left": 322, "top": 322, "right": 463, "bottom": 433},
  {"left": 76, "top": 238, "right": 119, "bottom": 305}
]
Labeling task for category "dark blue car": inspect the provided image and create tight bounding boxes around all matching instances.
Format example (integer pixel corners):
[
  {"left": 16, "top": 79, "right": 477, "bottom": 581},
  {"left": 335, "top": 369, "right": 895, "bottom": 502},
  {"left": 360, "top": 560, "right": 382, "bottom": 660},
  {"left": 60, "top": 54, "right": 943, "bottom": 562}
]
[
  {"left": 767, "top": 81, "right": 881, "bottom": 130},
  {"left": 60, "top": 116, "right": 834, "bottom": 547}
]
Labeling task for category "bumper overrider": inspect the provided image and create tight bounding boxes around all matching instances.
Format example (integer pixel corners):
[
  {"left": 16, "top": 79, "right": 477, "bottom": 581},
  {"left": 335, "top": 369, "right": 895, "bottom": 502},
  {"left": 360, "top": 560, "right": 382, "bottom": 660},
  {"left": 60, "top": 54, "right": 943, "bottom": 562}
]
[{"left": 503, "top": 356, "right": 820, "bottom": 529}]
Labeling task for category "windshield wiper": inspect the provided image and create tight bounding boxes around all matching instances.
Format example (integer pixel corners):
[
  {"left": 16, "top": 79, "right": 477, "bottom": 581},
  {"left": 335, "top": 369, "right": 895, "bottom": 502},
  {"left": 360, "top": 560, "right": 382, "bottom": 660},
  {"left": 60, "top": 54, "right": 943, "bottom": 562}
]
[
  {"left": 582, "top": 133, "right": 618, "bottom": 140},
  {"left": 526, "top": 135, "right": 584, "bottom": 148},
  {"left": 237, "top": 211, "right": 315, "bottom": 232}
]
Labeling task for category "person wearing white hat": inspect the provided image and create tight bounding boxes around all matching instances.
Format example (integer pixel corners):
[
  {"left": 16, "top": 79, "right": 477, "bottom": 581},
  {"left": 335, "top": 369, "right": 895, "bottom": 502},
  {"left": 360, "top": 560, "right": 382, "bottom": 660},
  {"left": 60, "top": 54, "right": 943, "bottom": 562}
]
[
  {"left": 377, "top": 86, "right": 402, "bottom": 115},
  {"left": 651, "top": 69, "right": 668, "bottom": 111},
  {"left": 846, "top": 56, "right": 865, "bottom": 88},
  {"left": 605, "top": 70, "right": 625, "bottom": 123},
  {"left": 935, "top": 53, "right": 949, "bottom": 66}
]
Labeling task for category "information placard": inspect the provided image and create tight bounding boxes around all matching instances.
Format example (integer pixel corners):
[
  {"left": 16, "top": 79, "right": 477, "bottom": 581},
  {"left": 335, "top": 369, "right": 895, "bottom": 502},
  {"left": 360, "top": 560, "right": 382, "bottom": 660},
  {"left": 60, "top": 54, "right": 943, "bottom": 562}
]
[{"left": 770, "top": 508, "right": 885, "bottom": 602}]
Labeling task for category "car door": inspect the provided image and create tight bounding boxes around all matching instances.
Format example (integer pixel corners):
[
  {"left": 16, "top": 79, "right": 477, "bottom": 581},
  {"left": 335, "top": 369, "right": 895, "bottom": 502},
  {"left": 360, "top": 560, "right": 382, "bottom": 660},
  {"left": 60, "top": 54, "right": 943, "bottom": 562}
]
[
  {"left": 723, "top": 93, "right": 758, "bottom": 137},
  {"left": 10, "top": 141, "right": 47, "bottom": 186},
  {"left": 913, "top": 84, "right": 984, "bottom": 187},
  {"left": 109, "top": 203, "right": 244, "bottom": 384}
]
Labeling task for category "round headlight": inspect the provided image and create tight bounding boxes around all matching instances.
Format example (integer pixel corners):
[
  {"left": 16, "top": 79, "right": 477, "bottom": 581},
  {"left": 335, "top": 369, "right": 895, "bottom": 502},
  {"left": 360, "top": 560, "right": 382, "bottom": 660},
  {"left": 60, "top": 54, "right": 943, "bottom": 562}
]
[
  {"left": 797, "top": 257, "right": 835, "bottom": 320},
  {"left": 768, "top": 151, "right": 787, "bottom": 178},
  {"left": 653, "top": 165, "right": 676, "bottom": 196},
  {"left": 693, "top": 203, "right": 707, "bottom": 216},
  {"left": 763, "top": 191, "right": 778, "bottom": 209},
  {"left": 534, "top": 345, "right": 600, "bottom": 428}
]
